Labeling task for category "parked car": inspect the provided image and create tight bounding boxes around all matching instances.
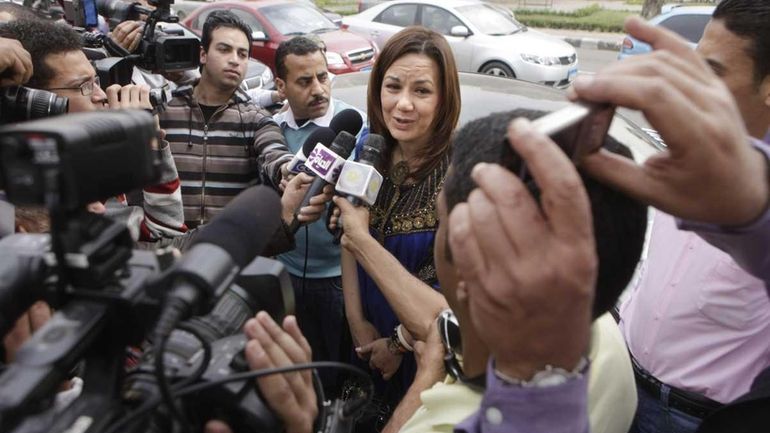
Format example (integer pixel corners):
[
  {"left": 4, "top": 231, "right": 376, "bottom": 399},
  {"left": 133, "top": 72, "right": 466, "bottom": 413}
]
[
  {"left": 333, "top": 71, "right": 661, "bottom": 158},
  {"left": 342, "top": 0, "right": 578, "bottom": 88},
  {"left": 618, "top": 6, "right": 714, "bottom": 59},
  {"left": 296, "top": 0, "right": 344, "bottom": 25},
  {"left": 172, "top": 0, "right": 211, "bottom": 21},
  {"left": 183, "top": 0, "right": 377, "bottom": 76},
  {"left": 356, "top": 0, "right": 390, "bottom": 12}
]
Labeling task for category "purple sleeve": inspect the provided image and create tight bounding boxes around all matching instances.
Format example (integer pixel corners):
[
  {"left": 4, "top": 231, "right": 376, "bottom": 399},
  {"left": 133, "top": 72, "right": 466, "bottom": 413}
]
[
  {"left": 678, "top": 138, "right": 770, "bottom": 288},
  {"left": 454, "top": 360, "right": 590, "bottom": 433}
]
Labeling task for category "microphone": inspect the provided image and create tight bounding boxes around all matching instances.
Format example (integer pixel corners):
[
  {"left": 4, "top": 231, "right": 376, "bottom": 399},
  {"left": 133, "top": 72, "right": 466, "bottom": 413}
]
[
  {"left": 331, "top": 134, "right": 386, "bottom": 243},
  {"left": 286, "top": 127, "right": 336, "bottom": 175},
  {"left": 288, "top": 131, "right": 357, "bottom": 233},
  {"left": 336, "top": 134, "right": 386, "bottom": 206},
  {"left": 152, "top": 185, "right": 282, "bottom": 339},
  {"left": 329, "top": 108, "right": 364, "bottom": 137}
]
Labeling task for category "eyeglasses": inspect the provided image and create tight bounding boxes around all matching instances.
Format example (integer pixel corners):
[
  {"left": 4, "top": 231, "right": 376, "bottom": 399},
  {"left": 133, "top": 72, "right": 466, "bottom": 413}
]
[{"left": 48, "top": 76, "right": 101, "bottom": 96}]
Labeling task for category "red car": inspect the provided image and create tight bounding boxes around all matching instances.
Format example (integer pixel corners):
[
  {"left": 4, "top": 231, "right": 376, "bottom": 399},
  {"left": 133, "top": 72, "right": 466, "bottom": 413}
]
[{"left": 183, "top": 0, "right": 377, "bottom": 76}]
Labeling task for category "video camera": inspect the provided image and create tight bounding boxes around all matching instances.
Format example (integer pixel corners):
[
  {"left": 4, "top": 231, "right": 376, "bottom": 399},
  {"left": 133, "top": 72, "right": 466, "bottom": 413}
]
[
  {"left": 0, "top": 111, "right": 370, "bottom": 433},
  {"left": 92, "top": 0, "right": 200, "bottom": 73}
]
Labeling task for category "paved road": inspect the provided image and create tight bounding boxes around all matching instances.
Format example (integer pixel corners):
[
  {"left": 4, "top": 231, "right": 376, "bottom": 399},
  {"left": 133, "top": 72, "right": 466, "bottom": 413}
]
[{"left": 575, "top": 46, "right": 649, "bottom": 128}]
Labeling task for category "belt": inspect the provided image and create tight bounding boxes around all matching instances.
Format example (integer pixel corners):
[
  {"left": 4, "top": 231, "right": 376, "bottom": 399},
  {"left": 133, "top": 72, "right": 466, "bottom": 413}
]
[{"left": 630, "top": 355, "right": 723, "bottom": 419}]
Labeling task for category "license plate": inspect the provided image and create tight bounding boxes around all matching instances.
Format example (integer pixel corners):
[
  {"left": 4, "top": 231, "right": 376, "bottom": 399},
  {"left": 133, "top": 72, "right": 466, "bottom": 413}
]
[{"left": 568, "top": 67, "right": 578, "bottom": 81}]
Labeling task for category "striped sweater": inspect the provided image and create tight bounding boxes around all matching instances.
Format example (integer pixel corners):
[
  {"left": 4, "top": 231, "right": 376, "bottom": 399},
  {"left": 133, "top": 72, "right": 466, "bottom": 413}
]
[{"left": 160, "top": 85, "right": 291, "bottom": 227}]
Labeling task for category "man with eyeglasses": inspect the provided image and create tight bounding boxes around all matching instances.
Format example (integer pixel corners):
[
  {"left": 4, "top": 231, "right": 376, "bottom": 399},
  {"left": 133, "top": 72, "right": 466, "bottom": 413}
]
[{"left": 0, "top": 18, "right": 187, "bottom": 243}]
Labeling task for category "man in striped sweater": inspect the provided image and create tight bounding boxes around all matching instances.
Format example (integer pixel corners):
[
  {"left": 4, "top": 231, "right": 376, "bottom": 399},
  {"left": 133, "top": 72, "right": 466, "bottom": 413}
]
[{"left": 160, "top": 11, "right": 292, "bottom": 228}]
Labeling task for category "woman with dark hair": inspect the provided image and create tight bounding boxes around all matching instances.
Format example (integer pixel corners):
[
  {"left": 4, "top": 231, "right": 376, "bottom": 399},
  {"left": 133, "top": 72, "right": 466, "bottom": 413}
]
[{"left": 333, "top": 26, "right": 461, "bottom": 421}]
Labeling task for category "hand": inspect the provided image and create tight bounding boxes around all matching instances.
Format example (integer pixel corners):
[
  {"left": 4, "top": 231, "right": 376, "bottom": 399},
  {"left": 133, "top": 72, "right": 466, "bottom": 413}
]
[
  {"left": 86, "top": 201, "right": 106, "bottom": 214},
  {"left": 243, "top": 312, "right": 317, "bottom": 433},
  {"left": 0, "top": 37, "right": 32, "bottom": 86},
  {"left": 350, "top": 319, "right": 379, "bottom": 358},
  {"left": 570, "top": 16, "right": 768, "bottom": 226},
  {"left": 204, "top": 420, "right": 232, "bottom": 433},
  {"left": 413, "top": 320, "right": 446, "bottom": 383},
  {"left": 332, "top": 196, "right": 371, "bottom": 253},
  {"left": 279, "top": 163, "right": 294, "bottom": 192},
  {"left": 327, "top": 205, "right": 341, "bottom": 231},
  {"left": 3, "top": 301, "right": 52, "bottom": 363},
  {"left": 109, "top": 20, "right": 144, "bottom": 53},
  {"left": 357, "top": 338, "right": 403, "bottom": 380},
  {"left": 280, "top": 173, "right": 333, "bottom": 225},
  {"left": 448, "top": 118, "right": 596, "bottom": 381}
]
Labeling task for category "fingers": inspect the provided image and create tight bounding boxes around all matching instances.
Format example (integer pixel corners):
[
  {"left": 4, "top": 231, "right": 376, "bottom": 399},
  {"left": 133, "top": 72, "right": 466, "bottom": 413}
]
[
  {"left": 332, "top": 195, "right": 354, "bottom": 215},
  {"left": 356, "top": 340, "right": 375, "bottom": 356},
  {"left": 624, "top": 16, "right": 698, "bottom": 58},
  {"left": 28, "top": 301, "right": 51, "bottom": 332},
  {"left": 246, "top": 311, "right": 311, "bottom": 392},
  {"left": 203, "top": 420, "right": 233, "bottom": 433},
  {"left": 106, "top": 84, "right": 121, "bottom": 108},
  {"left": 105, "top": 84, "right": 152, "bottom": 110},
  {"left": 506, "top": 119, "right": 593, "bottom": 243},
  {"left": 0, "top": 38, "right": 33, "bottom": 86},
  {"left": 447, "top": 203, "right": 486, "bottom": 289},
  {"left": 467, "top": 188, "right": 517, "bottom": 261}
]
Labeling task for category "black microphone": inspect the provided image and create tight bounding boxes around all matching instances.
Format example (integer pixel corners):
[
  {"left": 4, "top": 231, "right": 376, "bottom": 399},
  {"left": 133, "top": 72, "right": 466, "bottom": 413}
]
[
  {"left": 152, "top": 186, "right": 282, "bottom": 340},
  {"left": 285, "top": 127, "right": 336, "bottom": 176},
  {"left": 288, "top": 131, "right": 357, "bottom": 233},
  {"left": 329, "top": 108, "right": 363, "bottom": 137}
]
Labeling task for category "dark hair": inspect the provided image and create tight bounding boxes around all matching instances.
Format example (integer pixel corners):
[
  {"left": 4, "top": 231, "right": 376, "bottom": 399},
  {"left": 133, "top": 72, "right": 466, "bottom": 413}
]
[
  {"left": 368, "top": 26, "right": 461, "bottom": 180},
  {"left": 0, "top": 19, "right": 81, "bottom": 88},
  {"left": 713, "top": 0, "right": 770, "bottom": 83},
  {"left": 443, "top": 109, "right": 648, "bottom": 319},
  {"left": 200, "top": 10, "right": 252, "bottom": 52},
  {"left": 274, "top": 36, "right": 325, "bottom": 80},
  {"left": 0, "top": 2, "right": 44, "bottom": 21}
]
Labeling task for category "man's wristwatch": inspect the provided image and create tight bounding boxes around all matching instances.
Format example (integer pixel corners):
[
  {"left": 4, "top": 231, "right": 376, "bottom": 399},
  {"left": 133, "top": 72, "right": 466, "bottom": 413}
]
[{"left": 493, "top": 357, "right": 589, "bottom": 388}]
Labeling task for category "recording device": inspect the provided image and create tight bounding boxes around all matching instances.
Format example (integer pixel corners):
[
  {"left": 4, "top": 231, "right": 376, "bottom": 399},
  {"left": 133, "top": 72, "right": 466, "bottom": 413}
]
[
  {"left": 95, "top": 0, "right": 200, "bottom": 73},
  {"left": 289, "top": 131, "right": 357, "bottom": 233},
  {"left": 335, "top": 134, "right": 386, "bottom": 207},
  {"left": 531, "top": 102, "right": 616, "bottom": 162},
  {"left": 63, "top": 0, "right": 99, "bottom": 28},
  {"left": 0, "top": 86, "right": 69, "bottom": 125},
  {"left": 287, "top": 127, "right": 336, "bottom": 175},
  {"left": 0, "top": 110, "right": 158, "bottom": 211},
  {"left": 90, "top": 57, "right": 170, "bottom": 110}
]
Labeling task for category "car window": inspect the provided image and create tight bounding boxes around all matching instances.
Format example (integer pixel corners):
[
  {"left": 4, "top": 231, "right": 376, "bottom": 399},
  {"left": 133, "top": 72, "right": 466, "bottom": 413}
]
[
  {"left": 659, "top": 14, "right": 711, "bottom": 42},
  {"left": 192, "top": 8, "right": 215, "bottom": 30},
  {"left": 230, "top": 8, "right": 265, "bottom": 34},
  {"left": 260, "top": 3, "right": 337, "bottom": 35},
  {"left": 374, "top": 4, "right": 417, "bottom": 27},
  {"left": 420, "top": 6, "right": 464, "bottom": 35},
  {"left": 456, "top": 4, "right": 523, "bottom": 36}
]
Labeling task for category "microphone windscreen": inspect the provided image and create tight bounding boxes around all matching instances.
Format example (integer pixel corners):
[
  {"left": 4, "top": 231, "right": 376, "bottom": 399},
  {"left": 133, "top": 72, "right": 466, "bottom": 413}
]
[
  {"left": 329, "top": 109, "right": 363, "bottom": 137},
  {"left": 301, "top": 127, "right": 336, "bottom": 157},
  {"left": 329, "top": 131, "right": 357, "bottom": 160},
  {"left": 192, "top": 186, "right": 282, "bottom": 268},
  {"left": 359, "top": 134, "right": 386, "bottom": 165}
]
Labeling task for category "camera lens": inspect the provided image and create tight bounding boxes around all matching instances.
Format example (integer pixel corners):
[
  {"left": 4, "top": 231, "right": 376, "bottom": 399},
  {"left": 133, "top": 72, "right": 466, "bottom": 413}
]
[{"left": 0, "top": 86, "right": 68, "bottom": 123}]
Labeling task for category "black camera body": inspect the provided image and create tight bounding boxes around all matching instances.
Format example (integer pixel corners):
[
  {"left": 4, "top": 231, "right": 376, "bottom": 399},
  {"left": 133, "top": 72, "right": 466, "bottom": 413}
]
[{"left": 0, "top": 86, "right": 69, "bottom": 125}]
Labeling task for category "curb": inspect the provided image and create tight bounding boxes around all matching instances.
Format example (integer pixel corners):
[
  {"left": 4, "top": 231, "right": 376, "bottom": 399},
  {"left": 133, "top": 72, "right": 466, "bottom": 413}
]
[{"left": 561, "top": 36, "right": 622, "bottom": 52}]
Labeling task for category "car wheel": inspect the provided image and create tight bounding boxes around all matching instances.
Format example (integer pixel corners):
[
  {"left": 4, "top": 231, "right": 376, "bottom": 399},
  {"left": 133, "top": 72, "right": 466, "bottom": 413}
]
[{"left": 480, "top": 61, "right": 515, "bottom": 78}]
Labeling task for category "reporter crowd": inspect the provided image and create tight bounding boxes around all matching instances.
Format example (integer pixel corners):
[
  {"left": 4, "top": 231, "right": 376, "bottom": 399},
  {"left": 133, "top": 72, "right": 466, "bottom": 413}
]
[{"left": 1, "top": 0, "right": 769, "bottom": 432}]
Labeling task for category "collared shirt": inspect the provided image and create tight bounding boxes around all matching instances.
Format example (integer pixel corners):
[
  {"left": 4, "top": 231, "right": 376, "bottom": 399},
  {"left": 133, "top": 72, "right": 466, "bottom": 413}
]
[{"left": 621, "top": 210, "right": 770, "bottom": 403}]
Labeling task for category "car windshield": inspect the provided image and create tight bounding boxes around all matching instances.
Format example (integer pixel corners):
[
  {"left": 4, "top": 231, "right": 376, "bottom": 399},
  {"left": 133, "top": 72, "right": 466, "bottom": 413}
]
[
  {"left": 260, "top": 4, "right": 337, "bottom": 35},
  {"left": 456, "top": 4, "right": 523, "bottom": 35}
]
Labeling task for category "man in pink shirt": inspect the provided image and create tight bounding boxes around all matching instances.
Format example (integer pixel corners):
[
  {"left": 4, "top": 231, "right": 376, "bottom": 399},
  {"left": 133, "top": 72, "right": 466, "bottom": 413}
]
[{"left": 619, "top": 1, "right": 770, "bottom": 432}]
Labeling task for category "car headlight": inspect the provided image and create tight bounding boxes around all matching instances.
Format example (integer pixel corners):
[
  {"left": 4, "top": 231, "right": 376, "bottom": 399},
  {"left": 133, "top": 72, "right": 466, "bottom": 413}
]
[
  {"left": 325, "top": 51, "right": 346, "bottom": 66},
  {"left": 520, "top": 53, "right": 561, "bottom": 66}
]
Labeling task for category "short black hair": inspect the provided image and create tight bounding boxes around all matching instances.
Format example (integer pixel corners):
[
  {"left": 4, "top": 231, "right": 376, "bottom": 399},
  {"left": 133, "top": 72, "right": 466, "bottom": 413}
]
[
  {"left": 713, "top": 0, "right": 770, "bottom": 83},
  {"left": 200, "top": 10, "right": 252, "bottom": 52},
  {"left": 0, "top": 19, "right": 81, "bottom": 88},
  {"left": 274, "top": 35, "right": 324, "bottom": 80},
  {"left": 0, "top": 2, "right": 43, "bottom": 21},
  {"left": 443, "top": 109, "right": 648, "bottom": 319}
]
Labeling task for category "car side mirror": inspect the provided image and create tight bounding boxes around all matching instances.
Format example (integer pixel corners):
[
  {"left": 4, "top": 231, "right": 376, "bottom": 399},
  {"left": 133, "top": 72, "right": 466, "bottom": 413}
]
[
  {"left": 449, "top": 26, "right": 470, "bottom": 37},
  {"left": 252, "top": 31, "right": 268, "bottom": 42}
]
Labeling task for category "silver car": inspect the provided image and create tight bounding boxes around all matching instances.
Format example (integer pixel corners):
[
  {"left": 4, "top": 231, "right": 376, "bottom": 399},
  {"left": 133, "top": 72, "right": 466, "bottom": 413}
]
[{"left": 342, "top": 0, "right": 579, "bottom": 87}]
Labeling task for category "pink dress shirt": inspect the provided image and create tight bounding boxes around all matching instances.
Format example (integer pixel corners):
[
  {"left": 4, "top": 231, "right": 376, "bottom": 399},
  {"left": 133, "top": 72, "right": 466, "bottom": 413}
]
[{"left": 620, "top": 211, "right": 770, "bottom": 403}]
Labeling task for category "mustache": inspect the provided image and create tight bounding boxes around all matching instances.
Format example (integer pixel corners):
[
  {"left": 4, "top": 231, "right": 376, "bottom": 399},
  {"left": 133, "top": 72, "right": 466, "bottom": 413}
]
[{"left": 310, "top": 96, "right": 328, "bottom": 106}]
